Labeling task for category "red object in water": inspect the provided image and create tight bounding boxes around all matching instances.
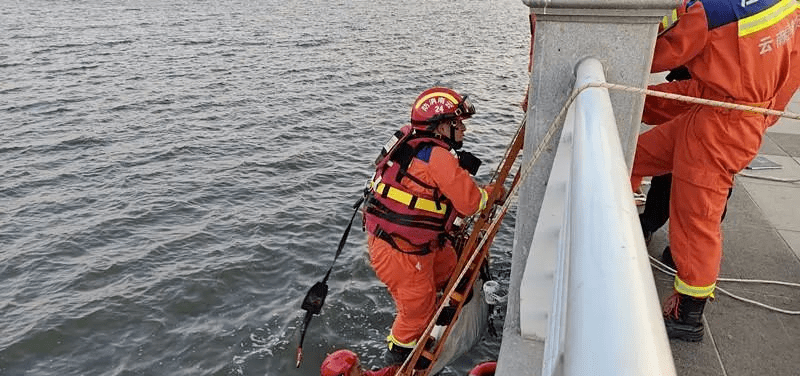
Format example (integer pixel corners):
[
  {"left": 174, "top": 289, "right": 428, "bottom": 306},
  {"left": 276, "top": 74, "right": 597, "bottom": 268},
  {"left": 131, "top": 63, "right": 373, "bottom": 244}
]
[{"left": 468, "top": 361, "right": 496, "bottom": 376}]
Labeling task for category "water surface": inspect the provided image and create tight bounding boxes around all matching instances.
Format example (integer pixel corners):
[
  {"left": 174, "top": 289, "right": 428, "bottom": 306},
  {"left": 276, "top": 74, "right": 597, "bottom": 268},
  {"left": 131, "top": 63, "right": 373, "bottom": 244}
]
[{"left": 1, "top": 1, "right": 530, "bottom": 374}]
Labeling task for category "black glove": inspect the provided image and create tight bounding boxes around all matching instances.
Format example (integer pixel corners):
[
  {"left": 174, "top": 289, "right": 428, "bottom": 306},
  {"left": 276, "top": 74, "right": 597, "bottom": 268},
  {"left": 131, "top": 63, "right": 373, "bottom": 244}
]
[
  {"left": 457, "top": 150, "right": 482, "bottom": 176},
  {"left": 665, "top": 66, "right": 691, "bottom": 82}
]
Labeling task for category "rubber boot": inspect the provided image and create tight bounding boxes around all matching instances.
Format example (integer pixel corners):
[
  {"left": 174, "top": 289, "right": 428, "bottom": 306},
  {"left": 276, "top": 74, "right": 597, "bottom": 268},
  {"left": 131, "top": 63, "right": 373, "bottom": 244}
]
[
  {"left": 639, "top": 174, "right": 673, "bottom": 246},
  {"left": 663, "top": 292, "right": 707, "bottom": 342}
]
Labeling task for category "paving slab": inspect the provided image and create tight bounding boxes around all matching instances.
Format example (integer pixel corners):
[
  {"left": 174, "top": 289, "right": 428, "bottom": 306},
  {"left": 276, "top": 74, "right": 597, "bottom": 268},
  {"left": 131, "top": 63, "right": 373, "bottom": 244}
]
[
  {"left": 786, "top": 94, "right": 800, "bottom": 114},
  {"left": 769, "top": 116, "right": 800, "bottom": 135},
  {"left": 778, "top": 229, "right": 800, "bottom": 260},
  {"left": 764, "top": 132, "right": 800, "bottom": 157},
  {"left": 741, "top": 155, "right": 800, "bottom": 186},
  {"left": 709, "top": 295, "right": 800, "bottom": 376},
  {"left": 767, "top": 90, "right": 800, "bottom": 135},
  {"left": 737, "top": 182, "right": 800, "bottom": 232},
  {"left": 757, "top": 133, "right": 788, "bottom": 156}
]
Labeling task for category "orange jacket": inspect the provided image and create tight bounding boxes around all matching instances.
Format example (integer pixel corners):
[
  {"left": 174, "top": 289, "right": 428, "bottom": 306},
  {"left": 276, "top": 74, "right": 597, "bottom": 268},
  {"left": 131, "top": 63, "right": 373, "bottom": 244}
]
[
  {"left": 365, "top": 127, "right": 489, "bottom": 251},
  {"left": 653, "top": 0, "right": 800, "bottom": 105},
  {"left": 382, "top": 143, "right": 488, "bottom": 251},
  {"left": 403, "top": 145, "right": 487, "bottom": 218}
]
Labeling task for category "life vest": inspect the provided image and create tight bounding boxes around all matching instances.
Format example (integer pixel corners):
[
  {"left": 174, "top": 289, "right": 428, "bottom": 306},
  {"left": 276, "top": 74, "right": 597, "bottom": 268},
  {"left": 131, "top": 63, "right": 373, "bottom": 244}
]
[{"left": 363, "top": 125, "right": 461, "bottom": 250}]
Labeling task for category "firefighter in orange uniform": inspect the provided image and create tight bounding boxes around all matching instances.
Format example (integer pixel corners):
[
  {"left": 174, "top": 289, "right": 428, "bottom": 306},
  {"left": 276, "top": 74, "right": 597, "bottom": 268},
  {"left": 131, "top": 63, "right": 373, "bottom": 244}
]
[
  {"left": 363, "top": 87, "right": 494, "bottom": 362},
  {"left": 631, "top": 0, "right": 800, "bottom": 341}
]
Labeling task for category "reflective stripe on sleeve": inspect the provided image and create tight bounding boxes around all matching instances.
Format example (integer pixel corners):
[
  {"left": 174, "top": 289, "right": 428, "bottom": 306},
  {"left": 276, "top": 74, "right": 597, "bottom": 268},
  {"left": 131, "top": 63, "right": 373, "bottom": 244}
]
[
  {"left": 660, "top": 8, "right": 679, "bottom": 35},
  {"left": 477, "top": 187, "right": 489, "bottom": 214}
]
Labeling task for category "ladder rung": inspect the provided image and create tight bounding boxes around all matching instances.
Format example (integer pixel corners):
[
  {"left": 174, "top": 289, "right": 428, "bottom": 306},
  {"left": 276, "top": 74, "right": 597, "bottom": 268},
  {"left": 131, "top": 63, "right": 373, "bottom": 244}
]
[{"left": 450, "top": 292, "right": 464, "bottom": 302}]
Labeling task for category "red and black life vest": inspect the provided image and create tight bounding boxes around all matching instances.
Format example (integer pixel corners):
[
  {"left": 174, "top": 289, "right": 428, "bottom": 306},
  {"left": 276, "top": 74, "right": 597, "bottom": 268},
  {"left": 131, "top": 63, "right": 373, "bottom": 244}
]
[{"left": 363, "top": 125, "right": 460, "bottom": 250}]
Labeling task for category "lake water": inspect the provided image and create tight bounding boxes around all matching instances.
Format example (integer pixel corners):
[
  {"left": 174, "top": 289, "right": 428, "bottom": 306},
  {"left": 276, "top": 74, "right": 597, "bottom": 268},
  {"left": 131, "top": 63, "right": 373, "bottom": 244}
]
[{"left": 0, "top": 1, "right": 530, "bottom": 375}]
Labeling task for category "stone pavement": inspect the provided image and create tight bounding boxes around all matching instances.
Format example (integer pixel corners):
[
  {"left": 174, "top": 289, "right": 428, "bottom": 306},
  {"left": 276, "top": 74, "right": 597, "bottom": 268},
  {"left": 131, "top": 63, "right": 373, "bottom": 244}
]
[{"left": 645, "top": 89, "right": 800, "bottom": 376}]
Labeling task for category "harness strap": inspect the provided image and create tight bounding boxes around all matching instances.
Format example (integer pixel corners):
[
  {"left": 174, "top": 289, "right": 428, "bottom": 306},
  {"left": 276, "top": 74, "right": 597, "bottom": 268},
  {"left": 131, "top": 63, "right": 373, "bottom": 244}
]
[
  {"left": 365, "top": 196, "right": 445, "bottom": 231},
  {"left": 375, "top": 227, "right": 431, "bottom": 256},
  {"left": 398, "top": 168, "right": 437, "bottom": 190}
]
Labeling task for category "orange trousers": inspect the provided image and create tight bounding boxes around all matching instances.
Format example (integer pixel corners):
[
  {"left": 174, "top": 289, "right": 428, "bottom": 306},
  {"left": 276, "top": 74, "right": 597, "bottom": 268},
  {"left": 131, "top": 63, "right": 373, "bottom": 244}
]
[
  {"left": 367, "top": 234, "right": 457, "bottom": 345},
  {"left": 631, "top": 80, "right": 770, "bottom": 297}
]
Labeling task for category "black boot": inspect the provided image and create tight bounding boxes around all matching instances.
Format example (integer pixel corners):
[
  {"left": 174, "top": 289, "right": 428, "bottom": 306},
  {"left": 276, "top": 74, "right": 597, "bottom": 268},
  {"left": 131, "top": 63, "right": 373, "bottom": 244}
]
[
  {"left": 639, "top": 174, "right": 673, "bottom": 246},
  {"left": 383, "top": 342, "right": 412, "bottom": 365},
  {"left": 661, "top": 246, "right": 676, "bottom": 269},
  {"left": 663, "top": 293, "right": 707, "bottom": 342},
  {"left": 642, "top": 228, "right": 654, "bottom": 246},
  {"left": 383, "top": 343, "right": 431, "bottom": 369},
  {"left": 383, "top": 339, "right": 432, "bottom": 369}
]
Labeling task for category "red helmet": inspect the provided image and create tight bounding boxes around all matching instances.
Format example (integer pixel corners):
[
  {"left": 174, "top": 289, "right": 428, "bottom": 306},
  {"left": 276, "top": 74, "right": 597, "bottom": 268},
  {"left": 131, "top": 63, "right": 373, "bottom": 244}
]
[
  {"left": 410, "top": 87, "right": 475, "bottom": 130},
  {"left": 320, "top": 349, "right": 359, "bottom": 376}
]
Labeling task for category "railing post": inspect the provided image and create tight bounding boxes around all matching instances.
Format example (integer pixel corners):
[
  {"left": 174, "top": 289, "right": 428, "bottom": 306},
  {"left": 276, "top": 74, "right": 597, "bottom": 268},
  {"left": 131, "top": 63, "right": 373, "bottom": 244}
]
[
  {"left": 501, "top": 1, "right": 677, "bottom": 375},
  {"left": 562, "top": 57, "right": 676, "bottom": 376}
]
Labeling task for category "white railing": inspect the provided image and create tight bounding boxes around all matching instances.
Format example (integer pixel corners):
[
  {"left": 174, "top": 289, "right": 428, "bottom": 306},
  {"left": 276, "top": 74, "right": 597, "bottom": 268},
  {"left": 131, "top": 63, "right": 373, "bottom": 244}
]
[{"left": 519, "top": 58, "right": 676, "bottom": 376}]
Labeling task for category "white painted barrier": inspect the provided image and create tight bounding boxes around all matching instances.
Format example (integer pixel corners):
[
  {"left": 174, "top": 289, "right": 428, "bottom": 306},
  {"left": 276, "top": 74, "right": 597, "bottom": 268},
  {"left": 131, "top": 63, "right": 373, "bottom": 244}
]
[{"left": 519, "top": 58, "right": 676, "bottom": 376}]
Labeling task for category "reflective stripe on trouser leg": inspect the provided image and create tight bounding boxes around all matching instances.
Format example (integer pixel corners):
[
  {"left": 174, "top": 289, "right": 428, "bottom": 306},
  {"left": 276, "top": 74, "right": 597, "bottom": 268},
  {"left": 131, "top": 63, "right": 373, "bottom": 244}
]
[
  {"left": 674, "top": 276, "right": 716, "bottom": 299},
  {"left": 387, "top": 334, "right": 416, "bottom": 349}
]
